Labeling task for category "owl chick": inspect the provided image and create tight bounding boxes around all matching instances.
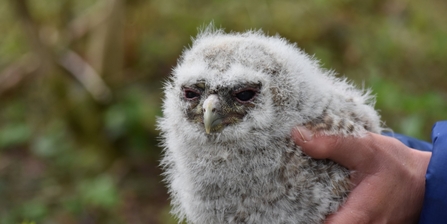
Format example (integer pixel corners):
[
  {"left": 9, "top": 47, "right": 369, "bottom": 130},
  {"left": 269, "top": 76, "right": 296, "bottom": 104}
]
[{"left": 158, "top": 27, "right": 383, "bottom": 224}]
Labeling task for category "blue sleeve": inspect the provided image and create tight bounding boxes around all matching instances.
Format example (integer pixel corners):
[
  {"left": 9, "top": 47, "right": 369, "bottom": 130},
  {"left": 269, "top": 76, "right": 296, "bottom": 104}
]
[{"left": 419, "top": 121, "right": 447, "bottom": 224}]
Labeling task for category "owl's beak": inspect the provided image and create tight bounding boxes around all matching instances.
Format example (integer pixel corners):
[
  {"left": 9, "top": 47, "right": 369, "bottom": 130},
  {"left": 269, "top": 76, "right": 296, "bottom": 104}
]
[{"left": 203, "top": 94, "right": 223, "bottom": 134}]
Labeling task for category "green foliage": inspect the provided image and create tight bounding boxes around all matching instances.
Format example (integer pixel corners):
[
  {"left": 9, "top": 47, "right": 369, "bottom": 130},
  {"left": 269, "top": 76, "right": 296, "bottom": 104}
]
[
  {"left": 0, "top": 123, "right": 31, "bottom": 149},
  {"left": 78, "top": 175, "right": 119, "bottom": 209},
  {"left": 21, "top": 221, "right": 36, "bottom": 224},
  {"left": 0, "top": 0, "right": 445, "bottom": 223},
  {"left": 371, "top": 75, "right": 447, "bottom": 139}
]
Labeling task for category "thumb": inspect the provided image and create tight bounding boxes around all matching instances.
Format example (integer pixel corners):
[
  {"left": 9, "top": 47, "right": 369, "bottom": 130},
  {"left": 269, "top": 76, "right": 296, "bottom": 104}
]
[{"left": 291, "top": 126, "right": 376, "bottom": 170}]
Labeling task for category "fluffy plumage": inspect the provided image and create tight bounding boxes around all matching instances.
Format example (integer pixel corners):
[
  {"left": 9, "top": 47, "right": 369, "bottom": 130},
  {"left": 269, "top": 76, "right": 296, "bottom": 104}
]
[{"left": 158, "top": 27, "right": 383, "bottom": 224}]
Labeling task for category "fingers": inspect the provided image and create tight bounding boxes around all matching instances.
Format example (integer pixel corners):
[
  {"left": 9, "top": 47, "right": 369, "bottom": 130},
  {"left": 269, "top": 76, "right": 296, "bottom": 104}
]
[{"left": 292, "top": 126, "right": 432, "bottom": 224}]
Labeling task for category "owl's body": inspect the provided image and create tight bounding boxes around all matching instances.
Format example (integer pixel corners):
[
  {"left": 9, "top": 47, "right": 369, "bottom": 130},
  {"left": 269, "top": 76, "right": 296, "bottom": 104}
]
[{"left": 158, "top": 28, "right": 382, "bottom": 224}]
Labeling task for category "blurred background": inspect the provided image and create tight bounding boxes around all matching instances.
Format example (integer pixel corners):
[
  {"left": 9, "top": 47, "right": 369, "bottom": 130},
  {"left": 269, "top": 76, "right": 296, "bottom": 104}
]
[{"left": 0, "top": 0, "right": 446, "bottom": 223}]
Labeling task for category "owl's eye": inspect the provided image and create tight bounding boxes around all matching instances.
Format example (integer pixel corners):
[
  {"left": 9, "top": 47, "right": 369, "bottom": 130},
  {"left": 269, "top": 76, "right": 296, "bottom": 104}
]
[
  {"left": 184, "top": 89, "right": 200, "bottom": 100},
  {"left": 235, "top": 90, "right": 257, "bottom": 102}
]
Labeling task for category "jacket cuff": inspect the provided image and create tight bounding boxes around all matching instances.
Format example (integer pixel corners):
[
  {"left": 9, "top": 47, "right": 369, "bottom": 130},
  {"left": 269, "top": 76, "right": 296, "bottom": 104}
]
[{"left": 419, "top": 121, "right": 447, "bottom": 223}]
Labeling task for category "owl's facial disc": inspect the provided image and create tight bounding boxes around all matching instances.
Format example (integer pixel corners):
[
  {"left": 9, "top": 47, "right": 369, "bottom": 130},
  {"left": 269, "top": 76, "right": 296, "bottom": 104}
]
[{"left": 182, "top": 82, "right": 261, "bottom": 134}]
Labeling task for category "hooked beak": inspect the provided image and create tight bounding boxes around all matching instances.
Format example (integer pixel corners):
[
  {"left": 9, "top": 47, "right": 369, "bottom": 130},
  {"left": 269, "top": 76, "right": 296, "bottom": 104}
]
[{"left": 203, "top": 94, "right": 223, "bottom": 134}]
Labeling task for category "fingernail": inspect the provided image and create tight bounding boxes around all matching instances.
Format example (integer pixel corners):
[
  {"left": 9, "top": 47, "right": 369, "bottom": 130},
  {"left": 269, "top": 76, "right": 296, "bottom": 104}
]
[{"left": 294, "top": 126, "right": 313, "bottom": 143}]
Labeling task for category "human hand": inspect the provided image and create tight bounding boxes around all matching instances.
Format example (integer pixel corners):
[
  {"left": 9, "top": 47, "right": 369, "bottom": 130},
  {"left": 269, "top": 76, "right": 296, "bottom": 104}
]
[{"left": 291, "top": 127, "right": 431, "bottom": 224}]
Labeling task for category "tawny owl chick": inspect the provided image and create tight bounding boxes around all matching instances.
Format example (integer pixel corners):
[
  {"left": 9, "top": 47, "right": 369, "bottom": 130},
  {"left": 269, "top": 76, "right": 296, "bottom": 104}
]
[{"left": 158, "top": 27, "right": 382, "bottom": 224}]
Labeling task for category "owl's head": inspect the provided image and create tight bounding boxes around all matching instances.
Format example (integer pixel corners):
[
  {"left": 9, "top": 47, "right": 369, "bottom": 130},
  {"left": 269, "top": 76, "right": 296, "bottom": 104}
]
[{"left": 161, "top": 28, "right": 334, "bottom": 141}]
